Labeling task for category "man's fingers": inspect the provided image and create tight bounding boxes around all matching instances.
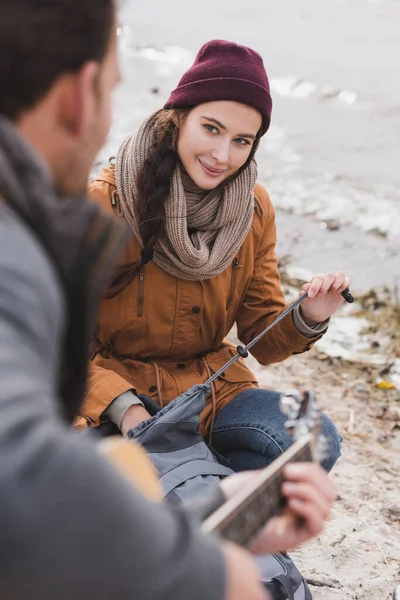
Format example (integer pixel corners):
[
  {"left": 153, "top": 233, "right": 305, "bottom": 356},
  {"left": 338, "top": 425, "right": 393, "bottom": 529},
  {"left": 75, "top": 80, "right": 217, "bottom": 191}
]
[
  {"left": 220, "top": 472, "right": 258, "bottom": 499},
  {"left": 283, "top": 463, "right": 337, "bottom": 502},
  {"left": 285, "top": 498, "right": 326, "bottom": 537},
  {"left": 281, "top": 481, "right": 332, "bottom": 520}
]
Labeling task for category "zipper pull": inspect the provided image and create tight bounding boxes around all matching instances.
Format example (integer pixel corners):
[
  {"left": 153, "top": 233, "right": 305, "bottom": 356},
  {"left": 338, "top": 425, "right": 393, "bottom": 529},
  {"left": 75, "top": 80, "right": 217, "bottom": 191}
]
[
  {"left": 139, "top": 269, "right": 144, "bottom": 282},
  {"left": 111, "top": 189, "right": 124, "bottom": 217},
  {"left": 233, "top": 258, "right": 243, "bottom": 268}
]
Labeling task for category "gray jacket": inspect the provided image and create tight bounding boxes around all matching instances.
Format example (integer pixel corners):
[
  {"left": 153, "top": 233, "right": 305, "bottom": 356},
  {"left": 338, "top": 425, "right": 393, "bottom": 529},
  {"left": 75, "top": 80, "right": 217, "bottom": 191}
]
[{"left": 0, "top": 121, "right": 226, "bottom": 600}]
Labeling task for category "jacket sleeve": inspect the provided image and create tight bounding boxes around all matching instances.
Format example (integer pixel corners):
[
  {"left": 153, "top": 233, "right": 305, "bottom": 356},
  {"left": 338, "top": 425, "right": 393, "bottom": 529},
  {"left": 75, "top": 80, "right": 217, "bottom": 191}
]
[
  {"left": 0, "top": 221, "right": 226, "bottom": 600},
  {"left": 235, "top": 186, "right": 325, "bottom": 366},
  {"left": 77, "top": 360, "right": 136, "bottom": 427}
]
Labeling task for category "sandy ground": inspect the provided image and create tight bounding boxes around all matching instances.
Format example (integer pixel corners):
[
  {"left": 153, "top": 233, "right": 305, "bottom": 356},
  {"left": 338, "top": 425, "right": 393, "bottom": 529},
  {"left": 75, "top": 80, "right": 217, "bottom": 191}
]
[{"left": 245, "top": 347, "right": 399, "bottom": 599}]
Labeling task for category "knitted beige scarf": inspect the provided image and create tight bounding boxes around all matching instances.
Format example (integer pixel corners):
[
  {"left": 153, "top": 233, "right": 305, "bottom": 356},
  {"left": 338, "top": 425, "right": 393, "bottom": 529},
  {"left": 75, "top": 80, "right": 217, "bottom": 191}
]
[{"left": 116, "top": 113, "right": 257, "bottom": 281}]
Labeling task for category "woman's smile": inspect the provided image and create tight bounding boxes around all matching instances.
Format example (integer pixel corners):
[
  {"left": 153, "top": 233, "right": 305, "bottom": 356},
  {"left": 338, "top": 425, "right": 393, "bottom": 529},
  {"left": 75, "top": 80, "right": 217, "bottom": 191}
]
[{"left": 197, "top": 158, "right": 227, "bottom": 178}]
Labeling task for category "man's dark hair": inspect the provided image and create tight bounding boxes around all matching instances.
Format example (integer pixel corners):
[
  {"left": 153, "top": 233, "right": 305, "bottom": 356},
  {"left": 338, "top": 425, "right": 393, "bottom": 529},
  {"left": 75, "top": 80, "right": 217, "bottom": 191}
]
[{"left": 0, "top": 0, "right": 114, "bottom": 120}]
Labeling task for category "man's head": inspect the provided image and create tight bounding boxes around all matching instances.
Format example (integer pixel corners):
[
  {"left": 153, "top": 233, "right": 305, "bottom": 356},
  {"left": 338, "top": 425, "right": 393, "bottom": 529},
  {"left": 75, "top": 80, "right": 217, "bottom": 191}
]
[{"left": 0, "top": 0, "right": 120, "bottom": 195}]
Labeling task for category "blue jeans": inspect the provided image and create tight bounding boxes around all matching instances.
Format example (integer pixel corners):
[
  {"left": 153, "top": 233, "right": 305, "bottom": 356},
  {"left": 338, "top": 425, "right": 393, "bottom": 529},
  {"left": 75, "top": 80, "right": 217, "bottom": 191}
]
[{"left": 212, "top": 389, "right": 341, "bottom": 473}]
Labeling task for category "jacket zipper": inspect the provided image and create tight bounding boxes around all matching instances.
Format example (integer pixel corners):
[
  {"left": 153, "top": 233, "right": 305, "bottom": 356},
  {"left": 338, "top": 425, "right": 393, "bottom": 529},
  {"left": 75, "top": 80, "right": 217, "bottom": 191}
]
[
  {"left": 226, "top": 257, "right": 242, "bottom": 310},
  {"left": 137, "top": 269, "right": 144, "bottom": 317}
]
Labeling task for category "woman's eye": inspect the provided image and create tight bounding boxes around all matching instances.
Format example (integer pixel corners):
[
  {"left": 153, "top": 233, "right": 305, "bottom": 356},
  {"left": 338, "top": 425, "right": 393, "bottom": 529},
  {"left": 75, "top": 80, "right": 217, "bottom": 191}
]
[
  {"left": 203, "top": 124, "right": 219, "bottom": 134},
  {"left": 235, "top": 137, "right": 251, "bottom": 146}
]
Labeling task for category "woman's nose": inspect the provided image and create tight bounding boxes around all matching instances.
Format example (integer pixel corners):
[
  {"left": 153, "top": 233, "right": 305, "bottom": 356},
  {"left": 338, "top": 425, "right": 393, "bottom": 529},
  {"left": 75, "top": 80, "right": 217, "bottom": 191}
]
[{"left": 210, "top": 139, "right": 230, "bottom": 165}]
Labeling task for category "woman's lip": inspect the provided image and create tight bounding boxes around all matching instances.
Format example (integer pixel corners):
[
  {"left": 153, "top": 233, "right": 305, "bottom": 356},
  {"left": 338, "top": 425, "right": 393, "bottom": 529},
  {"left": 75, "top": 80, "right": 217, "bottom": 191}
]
[{"left": 198, "top": 158, "right": 226, "bottom": 177}]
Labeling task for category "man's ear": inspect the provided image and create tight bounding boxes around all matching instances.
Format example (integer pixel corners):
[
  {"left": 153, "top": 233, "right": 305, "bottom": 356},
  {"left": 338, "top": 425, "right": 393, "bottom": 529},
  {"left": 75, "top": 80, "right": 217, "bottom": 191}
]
[{"left": 57, "top": 61, "right": 100, "bottom": 137}]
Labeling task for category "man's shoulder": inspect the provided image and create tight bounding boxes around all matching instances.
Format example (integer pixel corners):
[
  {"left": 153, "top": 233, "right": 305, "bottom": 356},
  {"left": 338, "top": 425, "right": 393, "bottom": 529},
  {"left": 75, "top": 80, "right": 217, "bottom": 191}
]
[{"left": 0, "top": 202, "right": 64, "bottom": 326}]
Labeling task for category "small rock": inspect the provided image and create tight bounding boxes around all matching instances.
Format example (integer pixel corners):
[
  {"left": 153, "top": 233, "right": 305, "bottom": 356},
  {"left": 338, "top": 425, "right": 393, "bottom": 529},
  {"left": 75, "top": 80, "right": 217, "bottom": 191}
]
[
  {"left": 386, "top": 405, "right": 400, "bottom": 422},
  {"left": 355, "top": 385, "right": 368, "bottom": 394},
  {"left": 379, "top": 362, "right": 396, "bottom": 377},
  {"left": 384, "top": 505, "right": 400, "bottom": 524},
  {"left": 320, "top": 219, "right": 341, "bottom": 231}
]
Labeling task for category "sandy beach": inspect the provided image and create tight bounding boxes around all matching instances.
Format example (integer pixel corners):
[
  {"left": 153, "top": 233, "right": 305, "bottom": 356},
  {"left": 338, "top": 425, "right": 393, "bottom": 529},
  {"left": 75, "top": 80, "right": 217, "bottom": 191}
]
[{"left": 246, "top": 344, "right": 400, "bottom": 599}]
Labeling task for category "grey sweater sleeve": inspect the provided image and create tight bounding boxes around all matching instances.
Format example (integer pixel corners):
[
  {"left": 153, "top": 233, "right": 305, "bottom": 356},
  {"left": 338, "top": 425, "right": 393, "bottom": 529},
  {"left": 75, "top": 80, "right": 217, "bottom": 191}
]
[
  {"left": 292, "top": 305, "right": 329, "bottom": 338},
  {"left": 103, "top": 390, "right": 144, "bottom": 429},
  {"left": 0, "top": 218, "right": 226, "bottom": 600}
]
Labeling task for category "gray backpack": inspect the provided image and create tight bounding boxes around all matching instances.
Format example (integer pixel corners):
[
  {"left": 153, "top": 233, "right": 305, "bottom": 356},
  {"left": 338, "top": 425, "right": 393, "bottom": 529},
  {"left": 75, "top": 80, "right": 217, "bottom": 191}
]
[
  {"left": 128, "top": 384, "right": 313, "bottom": 600},
  {"left": 256, "top": 554, "right": 312, "bottom": 600}
]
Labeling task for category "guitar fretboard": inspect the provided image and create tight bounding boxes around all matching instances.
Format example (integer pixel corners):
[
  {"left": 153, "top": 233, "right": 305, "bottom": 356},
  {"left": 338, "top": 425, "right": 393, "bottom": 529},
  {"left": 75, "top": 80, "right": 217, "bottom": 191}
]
[{"left": 203, "top": 437, "right": 313, "bottom": 547}]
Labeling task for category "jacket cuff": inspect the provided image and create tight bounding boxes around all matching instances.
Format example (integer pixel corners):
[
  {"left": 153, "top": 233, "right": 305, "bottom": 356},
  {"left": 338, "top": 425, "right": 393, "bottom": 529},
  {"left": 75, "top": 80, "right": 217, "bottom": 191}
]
[
  {"left": 102, "top": 390, "right": 144, "bottom": 430},
  {"left": 292, "top": 305, "right": 329, "bottom": 339}
]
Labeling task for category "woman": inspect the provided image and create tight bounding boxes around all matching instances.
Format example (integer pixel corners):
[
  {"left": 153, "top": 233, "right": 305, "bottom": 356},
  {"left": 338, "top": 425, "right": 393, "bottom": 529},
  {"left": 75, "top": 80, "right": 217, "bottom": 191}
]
[{"left": 80, "top": 39, "right": 348, "bottom": 472}]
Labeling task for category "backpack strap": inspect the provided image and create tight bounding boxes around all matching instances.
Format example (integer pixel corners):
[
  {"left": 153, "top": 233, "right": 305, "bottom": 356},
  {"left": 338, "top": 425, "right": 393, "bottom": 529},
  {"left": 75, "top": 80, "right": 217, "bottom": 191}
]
[
  {"left": 272, "top": 575, "right": 295, "bottom": 600},
  {"left": 160, "top": 459, "right": 233, "bottom": 497}
]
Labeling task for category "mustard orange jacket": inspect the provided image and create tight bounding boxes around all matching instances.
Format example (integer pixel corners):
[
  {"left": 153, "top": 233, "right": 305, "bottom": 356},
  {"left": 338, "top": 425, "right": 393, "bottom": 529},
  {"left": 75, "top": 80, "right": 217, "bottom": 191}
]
[{"left": 76, "top": 166, "right": 322, "bottom": 433}]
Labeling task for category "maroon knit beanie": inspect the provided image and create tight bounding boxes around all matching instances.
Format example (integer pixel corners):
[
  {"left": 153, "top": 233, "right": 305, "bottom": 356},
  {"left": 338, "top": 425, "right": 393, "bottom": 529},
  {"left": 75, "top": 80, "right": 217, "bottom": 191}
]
[{"left": 164, "top": 39, "right": 272, "bottom": 136}]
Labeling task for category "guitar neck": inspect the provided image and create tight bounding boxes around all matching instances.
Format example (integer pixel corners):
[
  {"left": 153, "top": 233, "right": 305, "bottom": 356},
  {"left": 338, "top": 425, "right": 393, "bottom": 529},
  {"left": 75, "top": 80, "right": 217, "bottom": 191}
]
[{"left": 202, "top": 435, "right": 314, "bottom": 548}]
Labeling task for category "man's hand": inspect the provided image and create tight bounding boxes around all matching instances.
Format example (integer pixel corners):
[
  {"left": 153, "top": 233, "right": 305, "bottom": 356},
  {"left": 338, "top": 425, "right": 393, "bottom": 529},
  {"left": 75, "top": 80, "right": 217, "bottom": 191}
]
[
  {"left": 120, "top": 404, "right": 152, "bottom": 436},
  {"left": 223, "top": 542, "right": 270, "bottom": 600},
  {"left": 220, "top": 463, "right": 337, "bottom": 555}
]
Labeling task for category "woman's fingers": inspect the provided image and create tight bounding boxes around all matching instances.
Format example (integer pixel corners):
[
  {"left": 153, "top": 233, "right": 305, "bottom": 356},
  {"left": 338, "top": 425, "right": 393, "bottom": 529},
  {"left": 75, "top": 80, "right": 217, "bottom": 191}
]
[
  {"left": 337, "top": 275, "right": 352, "bottom": 294},
  {"left": 302, "top": 272, "right": 351, "bottom": 298},
  {"left": 329, "top": 271, "right": 346, "bottom": 294},
  {"left": 303, "top": 274, "right": 324, "bottom": 298},
  {"left": 318, "top": 272, "right": 337, "bottom": 296}
]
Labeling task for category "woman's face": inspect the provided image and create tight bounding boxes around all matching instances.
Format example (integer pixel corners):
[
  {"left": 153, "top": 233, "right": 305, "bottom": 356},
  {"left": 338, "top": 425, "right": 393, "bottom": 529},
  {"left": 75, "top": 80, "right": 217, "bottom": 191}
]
[{"left": 176, "top": 101, "right": 262, "bottom": 190}]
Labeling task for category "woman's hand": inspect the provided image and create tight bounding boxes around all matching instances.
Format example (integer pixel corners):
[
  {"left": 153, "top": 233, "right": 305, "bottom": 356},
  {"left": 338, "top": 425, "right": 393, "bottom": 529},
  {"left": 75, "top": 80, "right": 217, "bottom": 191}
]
[
  {"left": 120, "top": 405, "right": 152, "bottom": 436},
  {"left": 300, "top": 271, "right": 351, "bottom": 325},
  {"left": 220, "top": 463, "right": 337, "bottom": 555}
]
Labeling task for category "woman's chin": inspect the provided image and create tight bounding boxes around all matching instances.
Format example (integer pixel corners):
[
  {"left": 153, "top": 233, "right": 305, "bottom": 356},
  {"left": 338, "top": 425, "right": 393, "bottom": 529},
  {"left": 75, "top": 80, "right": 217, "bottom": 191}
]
[{"left": 188, "top": 167, "right": 225, "bottom": 191}]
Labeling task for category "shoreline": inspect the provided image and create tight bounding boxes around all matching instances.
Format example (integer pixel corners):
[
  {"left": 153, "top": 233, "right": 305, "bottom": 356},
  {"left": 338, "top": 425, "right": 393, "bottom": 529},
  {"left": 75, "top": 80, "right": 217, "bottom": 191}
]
[{"left": 275, "top": 208, "right": 400, "bottom": 293}]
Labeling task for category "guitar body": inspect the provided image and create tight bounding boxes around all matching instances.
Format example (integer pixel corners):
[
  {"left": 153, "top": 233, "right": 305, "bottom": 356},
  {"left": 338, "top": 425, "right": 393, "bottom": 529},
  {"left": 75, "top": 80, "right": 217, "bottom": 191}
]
[{"left": 99, "top": 436, "right": 163, "bottom": 502}]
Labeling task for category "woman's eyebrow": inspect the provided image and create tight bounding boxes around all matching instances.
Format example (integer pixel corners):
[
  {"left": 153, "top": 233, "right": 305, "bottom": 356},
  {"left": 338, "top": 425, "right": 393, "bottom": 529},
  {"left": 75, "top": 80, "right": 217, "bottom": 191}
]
[
  {"left": 201, "top": 116, "right": 256, "bottom": 139},
  {"left": 202, "top": 116, "right": 226, "bottom": 129}
]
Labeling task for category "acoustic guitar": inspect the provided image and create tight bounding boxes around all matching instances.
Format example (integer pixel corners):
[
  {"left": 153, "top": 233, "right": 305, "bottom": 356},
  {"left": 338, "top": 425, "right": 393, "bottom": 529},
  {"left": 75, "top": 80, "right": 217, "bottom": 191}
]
[{"left": 101, "top": 389, "right": 327, "bottom": 547}]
